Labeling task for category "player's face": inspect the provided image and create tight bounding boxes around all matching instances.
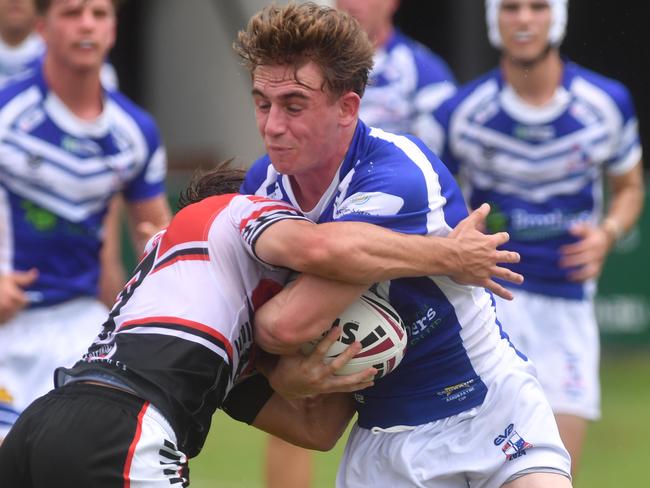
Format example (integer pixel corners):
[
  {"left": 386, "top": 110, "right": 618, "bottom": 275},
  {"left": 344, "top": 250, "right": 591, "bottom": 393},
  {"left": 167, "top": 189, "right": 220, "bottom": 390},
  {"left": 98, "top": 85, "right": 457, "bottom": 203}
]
[
  {"left": 37, "top": 0, "right": 116, "bottom": 72},
  {"left": 251, "top": 62, "right": 348, "bottom": 177},
  {"left": 0, "top": 0, "right": 37, "bottom": 37},
  {"left": 498, "top": 0, "right": 552, "bottom": 62},
  {"left": 335, "top": 0, "right": 399, "bottom": 44}
]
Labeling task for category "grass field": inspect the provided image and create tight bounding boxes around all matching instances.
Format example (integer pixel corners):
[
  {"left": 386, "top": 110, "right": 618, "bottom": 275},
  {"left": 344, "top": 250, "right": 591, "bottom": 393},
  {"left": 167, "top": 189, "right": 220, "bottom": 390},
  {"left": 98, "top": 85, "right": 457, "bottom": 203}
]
[{"left": 189, "top": 351, "right": 650, "bottom": 487}]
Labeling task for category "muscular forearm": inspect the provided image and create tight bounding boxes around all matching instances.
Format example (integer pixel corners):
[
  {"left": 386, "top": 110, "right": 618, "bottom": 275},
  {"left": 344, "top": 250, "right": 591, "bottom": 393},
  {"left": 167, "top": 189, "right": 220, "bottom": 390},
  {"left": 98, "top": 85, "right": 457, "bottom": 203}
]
[
  {"left": 253, "top": 393, "right": 355, "bottom": 451},
  {"left": 271, "top": 220, "right": 461, "bottom": 284}
]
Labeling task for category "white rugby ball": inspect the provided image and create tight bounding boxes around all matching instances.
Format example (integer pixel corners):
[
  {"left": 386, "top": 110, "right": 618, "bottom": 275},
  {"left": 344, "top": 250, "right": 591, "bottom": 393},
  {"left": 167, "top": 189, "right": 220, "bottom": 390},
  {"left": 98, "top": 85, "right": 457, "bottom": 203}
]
[{"left": 301, "top": 290, "right": 407, "bottom": 378}]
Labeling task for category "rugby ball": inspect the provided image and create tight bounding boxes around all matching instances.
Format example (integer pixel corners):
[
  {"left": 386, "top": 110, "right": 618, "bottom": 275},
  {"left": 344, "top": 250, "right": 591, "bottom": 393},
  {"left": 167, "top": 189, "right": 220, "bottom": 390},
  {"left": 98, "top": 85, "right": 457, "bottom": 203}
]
[{"left": 301, "top": 290, "right": 407, "bottom": 378}]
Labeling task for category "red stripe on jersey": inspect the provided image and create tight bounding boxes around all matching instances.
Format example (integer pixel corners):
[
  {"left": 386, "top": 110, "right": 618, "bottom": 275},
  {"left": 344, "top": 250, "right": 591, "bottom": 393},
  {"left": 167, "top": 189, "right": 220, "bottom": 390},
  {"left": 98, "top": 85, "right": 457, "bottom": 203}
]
[
  {"left": 238, "top": 203, "right": 301, "bottom": 232},
  {"left": 123, "top": 401, "right": 150, "bottom": 488},
  {"left": 158, "top": 194, "right": 236, "bottom": 256},
  {"left": 151, "top": 252, "right": 210, "bottom": 275},
  {"left": 117, "top": 316, "right": 234, "bottom": 361}
]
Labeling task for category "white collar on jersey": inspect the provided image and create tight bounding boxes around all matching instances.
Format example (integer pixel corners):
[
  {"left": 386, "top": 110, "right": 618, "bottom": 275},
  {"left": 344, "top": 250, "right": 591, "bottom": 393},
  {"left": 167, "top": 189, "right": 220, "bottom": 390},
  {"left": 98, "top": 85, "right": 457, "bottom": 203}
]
[
  {"left": 499, "top": 83, "right": 571, "bottom": 125},
  {"left": 44, "top": 90, "right": 112, "bottom": 138}
]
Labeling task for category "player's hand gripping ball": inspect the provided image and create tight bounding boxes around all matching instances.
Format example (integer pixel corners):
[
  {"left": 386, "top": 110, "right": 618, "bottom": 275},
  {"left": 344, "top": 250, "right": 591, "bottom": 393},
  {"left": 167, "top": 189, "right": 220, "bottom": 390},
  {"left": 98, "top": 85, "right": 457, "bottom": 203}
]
[{"left": 302, "top": 290, "right": 407, "bottom": 378}]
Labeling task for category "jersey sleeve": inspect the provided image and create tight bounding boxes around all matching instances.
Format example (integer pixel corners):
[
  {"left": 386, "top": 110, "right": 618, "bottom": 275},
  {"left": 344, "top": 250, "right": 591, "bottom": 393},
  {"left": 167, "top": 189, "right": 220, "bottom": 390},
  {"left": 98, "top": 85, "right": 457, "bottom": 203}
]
[
  {"left": 606, "top": 83, "right": 643, "bottom": 176},
  {"left": 410, "top": 43, "right": 456, "bottom": 153},
  {"left": 229, "top": 195, "right": 311, "bottom": 267},
  {"left": 332, "top": 135, "right": 467, "bottom": 237},
  {"left": 121, "top": 113, "right": 167, "bottom": 202},
  {"left": 428, "top": 96, "right": 461, "bottom": 175}
]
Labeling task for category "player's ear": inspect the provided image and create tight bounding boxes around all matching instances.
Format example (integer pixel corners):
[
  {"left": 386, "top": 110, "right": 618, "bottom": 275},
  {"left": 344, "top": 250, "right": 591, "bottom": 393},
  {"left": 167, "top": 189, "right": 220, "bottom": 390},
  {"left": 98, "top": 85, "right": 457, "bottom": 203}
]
[{"left": 338, "top": 91, "right": 360, "bottom": 128}]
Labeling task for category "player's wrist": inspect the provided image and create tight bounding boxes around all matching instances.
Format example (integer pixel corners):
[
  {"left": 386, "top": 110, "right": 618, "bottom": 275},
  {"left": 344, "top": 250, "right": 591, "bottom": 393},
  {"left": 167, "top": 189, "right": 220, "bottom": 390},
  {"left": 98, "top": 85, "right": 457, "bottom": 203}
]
[{"left": 600, "top": 217, "right": 624, "bottom": 246}]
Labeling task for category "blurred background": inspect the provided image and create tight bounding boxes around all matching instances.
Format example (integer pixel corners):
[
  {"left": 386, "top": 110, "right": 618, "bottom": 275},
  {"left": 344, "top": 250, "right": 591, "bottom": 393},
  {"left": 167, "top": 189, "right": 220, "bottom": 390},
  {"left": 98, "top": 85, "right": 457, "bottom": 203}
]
[
  {"left": 111, "top": 0, "right": 650, "bottom": 351},
  {"left": 107, "top": 1, "right": 649, "bottom": 486}
]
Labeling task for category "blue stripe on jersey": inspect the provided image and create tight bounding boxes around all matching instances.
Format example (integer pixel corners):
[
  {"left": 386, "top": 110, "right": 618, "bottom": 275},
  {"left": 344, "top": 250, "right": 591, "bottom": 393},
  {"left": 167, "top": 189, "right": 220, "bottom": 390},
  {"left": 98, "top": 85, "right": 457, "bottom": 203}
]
[
  {"left": 243, "top": 120, "right": 516, "bottom": 426},
  {"left": 434, "top": 60, "right": 642, "bottom": 299},
  {"left": 0, "top": 66, "right": 166, "bottom": 306}
]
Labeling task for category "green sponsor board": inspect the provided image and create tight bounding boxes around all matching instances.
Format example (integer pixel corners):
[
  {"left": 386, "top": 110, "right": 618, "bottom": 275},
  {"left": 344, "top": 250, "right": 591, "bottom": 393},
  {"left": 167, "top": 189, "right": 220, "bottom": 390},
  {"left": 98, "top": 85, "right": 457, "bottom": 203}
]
[{"left": 596, "top": 191, "right": 650, "bottom": 345}]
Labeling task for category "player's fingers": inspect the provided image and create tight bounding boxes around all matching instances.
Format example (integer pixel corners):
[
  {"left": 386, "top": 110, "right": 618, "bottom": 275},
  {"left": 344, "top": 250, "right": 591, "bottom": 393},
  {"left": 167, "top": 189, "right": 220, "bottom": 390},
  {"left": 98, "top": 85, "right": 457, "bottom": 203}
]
[
  {"left": 492, "top": 231, "right": 511, "bottom": 247},
  {"left": 484, "top": 280, "right": 514, "bottom": 301},
  {"left": 329, "top": 342, "right": 362, "bottom": 371},
  {"left": 495, "top": 249, "right": 519, "bottom": 264},
  {"left": 492, "top": 266, "right": 523, "bottom": 285},
  {"left": 311, "top": 326, "right": 342, "bottom": 359},
  {"left": 12, "top": 268, "right": 39, "bottom": 287}
]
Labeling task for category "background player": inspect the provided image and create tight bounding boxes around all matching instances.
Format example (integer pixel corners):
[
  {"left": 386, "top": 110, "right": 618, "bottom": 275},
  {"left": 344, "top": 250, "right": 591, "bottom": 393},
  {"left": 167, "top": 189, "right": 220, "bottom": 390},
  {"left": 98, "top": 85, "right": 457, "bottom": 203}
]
[
  {"left": 0, "top": 162, "right": 523, "bottom": 485},
  {"left": 431, "top": 0, "right": 645, "bottom": 477},
  {"left": 237, "top": 3, "right": 572, "bottom": 486},
  {"left": 0, "top": 0, "right": 170, "bottom": 442},
  {"left": 263, "top": 3, "right": 459, "bottom": 485}
]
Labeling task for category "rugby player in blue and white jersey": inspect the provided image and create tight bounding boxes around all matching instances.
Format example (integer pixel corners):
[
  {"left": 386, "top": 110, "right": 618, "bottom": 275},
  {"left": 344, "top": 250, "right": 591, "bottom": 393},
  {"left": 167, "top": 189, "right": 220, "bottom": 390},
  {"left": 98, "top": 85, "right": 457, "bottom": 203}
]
[
  {"left": 336, "top": 0, "right": 456, "bottom": 152},
  {"left": 431, "top": 0, "right": 645, "bottom": 477},
  {"left": 236, "top": 3, "right": 572, "bottom": 487},
  {"left": 0, "top": 0, "right": 171, "bottom": 442},
  {"left": 263, "top": 3, "right": 458, "bottom": 485},
  {"left": 0, "top": 0, "right": 44, "bottom": 88}
]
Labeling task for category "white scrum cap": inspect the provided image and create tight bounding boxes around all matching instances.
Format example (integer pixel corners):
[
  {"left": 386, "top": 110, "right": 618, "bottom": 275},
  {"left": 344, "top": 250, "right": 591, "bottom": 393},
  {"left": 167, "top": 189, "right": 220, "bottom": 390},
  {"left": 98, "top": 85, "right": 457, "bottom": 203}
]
[{"left": 485, "top": 0, "right": 568, "bottom": 48}]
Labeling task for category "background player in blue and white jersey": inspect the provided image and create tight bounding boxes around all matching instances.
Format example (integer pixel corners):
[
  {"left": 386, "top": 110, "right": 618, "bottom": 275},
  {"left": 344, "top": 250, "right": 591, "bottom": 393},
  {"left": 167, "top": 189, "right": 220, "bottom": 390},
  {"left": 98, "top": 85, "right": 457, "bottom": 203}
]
[
  {"left": 0, "top": 0, "right": 43, "bottom": 88},
  {"left": 335, "top": 0, "right": 456, "bottom": 152},
  {"left": 236, "top": 3, "right": 572, "bottom": 487},
  {"left": 0, "top": 0, "right": 171, "bottom": 442},
  {"left": 430, "top": 0, "right": 645, "bottom": 477},
  {"left": 264, "top": 2, "right": 457, "bottom": 485},
  {"left": 0, "top": 163, "right": 525, "bottom": 486}
]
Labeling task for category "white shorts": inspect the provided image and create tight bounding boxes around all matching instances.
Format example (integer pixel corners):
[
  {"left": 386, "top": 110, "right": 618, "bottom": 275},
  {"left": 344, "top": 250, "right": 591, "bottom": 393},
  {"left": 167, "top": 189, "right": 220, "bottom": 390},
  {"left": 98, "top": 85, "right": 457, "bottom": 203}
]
[
  {"left": 0, "top": 297, "right": 107, "bottom": 438},
  {"left": 336, "top": 364, "right": 571, "bottom": 487},
  {"left": 495, "top": 290, "right": 601, "bottom": 420}
]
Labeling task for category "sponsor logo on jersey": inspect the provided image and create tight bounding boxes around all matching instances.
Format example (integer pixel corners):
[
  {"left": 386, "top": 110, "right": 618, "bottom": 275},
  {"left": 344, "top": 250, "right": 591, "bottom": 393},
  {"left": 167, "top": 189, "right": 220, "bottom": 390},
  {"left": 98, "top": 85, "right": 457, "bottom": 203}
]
[
  {"left": 17, "top": 107, "right": 45, "bottom": 132},
  {"left": 435, "top": 379, "right": 477, "bottom": 403},
  {"left": 406, "top": 305, "right": 442, "bottom": 346},
  {"left": 0, "top": 387, "right": 14, "bottom": 403},
  {"left": 61, "top": 135, "right": 102, "bottom": 157},
  {"left": 333, "top": 191, "right": 404, "bottom": 219},
  {"left": 510, "top": 208, "right": 591, "bottom": 241},
  {"left": 21, "top": 199, "right": 58, "bottom": 231},
  {"left": 494, "top": 423, "right": 533, "bottom": 460},
  {"left": 513, "top": 124, "right": 556, "bottom": 141}
]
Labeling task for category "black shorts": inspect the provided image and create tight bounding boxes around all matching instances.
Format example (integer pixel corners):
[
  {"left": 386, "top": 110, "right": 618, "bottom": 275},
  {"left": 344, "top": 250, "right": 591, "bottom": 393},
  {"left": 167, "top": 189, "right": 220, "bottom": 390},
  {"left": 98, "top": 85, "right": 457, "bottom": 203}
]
[{"left": 0, "top": 382, "right": 189, "bottom": 487}]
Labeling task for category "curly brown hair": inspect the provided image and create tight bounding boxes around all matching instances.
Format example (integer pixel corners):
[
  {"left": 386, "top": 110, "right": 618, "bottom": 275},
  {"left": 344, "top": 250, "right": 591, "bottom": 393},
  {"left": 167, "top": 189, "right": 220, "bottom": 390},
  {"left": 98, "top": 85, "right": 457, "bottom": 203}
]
[{"left": 233, "top": 1, "right": 374, "bottom": 98}]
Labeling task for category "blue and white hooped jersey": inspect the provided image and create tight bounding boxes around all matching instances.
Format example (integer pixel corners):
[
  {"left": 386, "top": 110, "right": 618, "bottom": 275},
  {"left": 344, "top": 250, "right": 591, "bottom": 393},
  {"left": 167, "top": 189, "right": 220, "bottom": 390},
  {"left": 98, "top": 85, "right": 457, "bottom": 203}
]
[
  {"left": 0, "top": 34, "right": 44, "bottom": 90},
  {"left": 242, "top": 120, "right": 525, "bottom": 429},
  {"left": 361, "top": 30, "right": 455, "bottom": 151},
  {"left": 432, "top": 61, "right": 642, "bottom": 300},
  {"left": 0, "top": 66, "right": 166, "bottom": 306}
]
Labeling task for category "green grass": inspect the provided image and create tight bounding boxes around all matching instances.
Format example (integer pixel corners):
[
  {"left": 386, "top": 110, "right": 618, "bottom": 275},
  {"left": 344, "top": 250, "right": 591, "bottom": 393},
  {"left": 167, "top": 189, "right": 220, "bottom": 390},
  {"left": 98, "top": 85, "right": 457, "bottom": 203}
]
[{"left": 189, "top": 352, "right": 650, "bottom": 487}]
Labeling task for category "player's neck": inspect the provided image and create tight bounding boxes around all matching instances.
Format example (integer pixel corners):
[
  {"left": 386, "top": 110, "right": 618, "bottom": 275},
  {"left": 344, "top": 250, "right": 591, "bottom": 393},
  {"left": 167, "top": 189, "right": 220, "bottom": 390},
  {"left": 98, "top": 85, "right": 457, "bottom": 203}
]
[
  {"left": 0, "top": 27, "right": 34, "bottom": 47},
  {"left": 372, "top": 23, "right": 394, "bottom": 50},
  {"left": 43, "top": 58, "right": 104, "bottom": 121},
  {"left": 501, "top": 49, "right": 563, "bottom": 106},
  {"left": 290, "top": 127, "right": 355, "bottom": 212}
]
